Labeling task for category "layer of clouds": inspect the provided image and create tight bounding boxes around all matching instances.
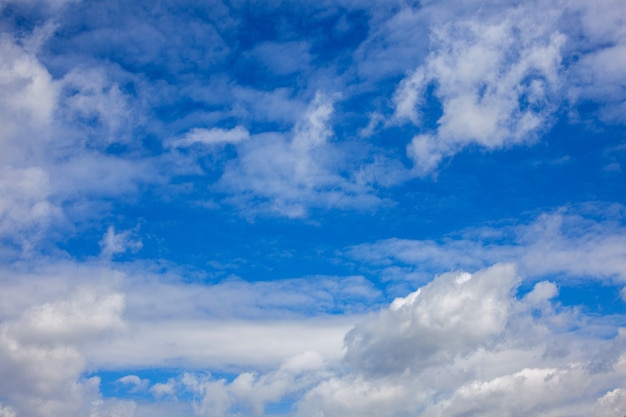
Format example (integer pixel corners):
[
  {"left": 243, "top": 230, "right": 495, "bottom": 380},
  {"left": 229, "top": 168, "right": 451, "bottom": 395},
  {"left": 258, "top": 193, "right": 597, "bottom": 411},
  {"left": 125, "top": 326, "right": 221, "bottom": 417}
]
[
  {"left": 0, "top": 240, "right": 624, "bottom": 416},
  {"left": 349, "top": 204, "right": 626, "bottom": 285},
  {"left": 117, "top": 264, "right": 624, "bottom": 417},
  {"left": 0, "top": 256, "right": 374, "bottom": 415}
]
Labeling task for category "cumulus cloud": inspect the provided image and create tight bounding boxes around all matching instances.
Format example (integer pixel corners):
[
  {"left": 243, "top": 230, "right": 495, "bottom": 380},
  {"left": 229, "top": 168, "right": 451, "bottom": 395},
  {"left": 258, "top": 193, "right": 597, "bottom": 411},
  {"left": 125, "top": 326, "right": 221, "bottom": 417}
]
[
  {"left": 0, "top": 288, "right": 127, "bottom": 417},
  {"left": 1, "top": 247, "right": 624, "bottom": 417},
  {"left": 393, "top": 8, "right": 565, "bottom": 174},
  {"left": 295, "top": 265, "right": 626, "bottom": 417},
  {"left": 159, "top": 351, "right": 327, "bottom": 417},
  {"left": 591, "top": 388, "right": 626, "bottom": 417},
  {"left": 345, "top": 264, "right": 517, "bottom": 376}
]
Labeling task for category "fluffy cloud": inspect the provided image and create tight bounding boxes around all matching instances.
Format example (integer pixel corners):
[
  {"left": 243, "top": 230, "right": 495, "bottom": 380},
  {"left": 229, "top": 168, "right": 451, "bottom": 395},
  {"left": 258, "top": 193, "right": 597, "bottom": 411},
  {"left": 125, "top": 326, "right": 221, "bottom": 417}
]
[
  {"left": 295, "top": 265, "right": 626, "bottom": 417},
  {"left": 0, "top": 288, "right": 127, "bottom": 417},
  {"left": 344, "top": 264, "right": 516, "bottom": 376},
  {"left": 393, "top": 8, "right": 565, "bottom": 174},
  {"left": 1, "top": 249, "right": 624, "bottom": 417},
  {"left": 0, "top": 22, "right": 161, "bottom": 251},
  {"left": 156, "top": 351, "right": 327, "bottom": 417},
  {"left": 0, "top": 34, "right": 57, "bottom": 158}
]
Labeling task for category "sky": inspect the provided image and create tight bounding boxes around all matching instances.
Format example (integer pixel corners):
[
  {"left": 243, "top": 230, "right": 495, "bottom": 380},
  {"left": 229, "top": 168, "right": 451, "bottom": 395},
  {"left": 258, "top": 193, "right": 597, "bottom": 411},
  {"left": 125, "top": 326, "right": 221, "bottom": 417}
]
[{"left": 0, "top": 0, "right": 625, "bottom": 416}]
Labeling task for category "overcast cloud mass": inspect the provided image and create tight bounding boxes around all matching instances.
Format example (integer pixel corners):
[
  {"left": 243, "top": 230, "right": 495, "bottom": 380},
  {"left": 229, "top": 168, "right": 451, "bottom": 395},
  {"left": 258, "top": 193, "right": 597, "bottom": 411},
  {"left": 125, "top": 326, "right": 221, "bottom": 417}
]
[{"left": 0, "top": 0, "right": 625, "bottom": 416}]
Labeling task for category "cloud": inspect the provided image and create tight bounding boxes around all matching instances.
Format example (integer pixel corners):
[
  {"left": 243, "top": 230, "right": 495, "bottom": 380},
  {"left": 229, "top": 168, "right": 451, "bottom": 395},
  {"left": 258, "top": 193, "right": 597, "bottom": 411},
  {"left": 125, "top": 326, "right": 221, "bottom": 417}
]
[
  {"left": 345, "top": 264, "right": 517, "bottom": 376},
  {"left": 0, "top": 287, "right": 127, "bottom": 417},
  {"left": 0, "top": 244, "right": 624, "bottom": 417},
  {"left": 591, "top": 388, "right": 626, "bottom": 417},
  {"left": 219, "top": 92, "right": 383, "bottom": 217},
  {"left": 58, "top": 66, "right": 140, "bottom": 147},
  {"left": 0, "top": 167, "right": 61, "bottom": 252},
  {"left": 295, "top": 265, "right": 626, "bottom": 417},
  {"left": 0, "top": 256, "right": 372, "bottom": 415},
  {"left": 393, "top": 8, "right": 565, "bottom": 174},
  {"left": 0, "top": 259, "right": 378, "bottom": 373},
  {"left": 160, "top": 351, "right": 327, "bottom": 417},
  {"left": 99, "top": 226, "right": 143, "bottom": 258},
  {"left": 0, "top": 1, "right": 625, "bottom": 416},
  {"left": 0, "top": 22, "right": 163, "bottom": 252},
  {"left": 0, "top": 35, "right": 57, "bottom": 156},
  {"left": 566, "top": 0, "right": 626, "bottom": 123},
  {"left": 171, "top": 126, "right": 250, "bottom": 147},
  {"left": 348, "top": 204, "right": 626, "bottom": 285},
  {"left": 117, "top": 375, "right": 150, "bottom": 393}
]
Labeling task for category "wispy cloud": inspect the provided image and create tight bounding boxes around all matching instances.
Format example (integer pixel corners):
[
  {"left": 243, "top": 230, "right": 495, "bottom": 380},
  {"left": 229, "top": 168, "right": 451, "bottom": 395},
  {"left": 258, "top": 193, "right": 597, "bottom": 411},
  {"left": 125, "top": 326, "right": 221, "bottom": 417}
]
[
  {"left": 349, "top": 204, "right": 626, "bottom": 285},
  {"left": 219, "top": 93, "right": 384, "bottom": 217}
]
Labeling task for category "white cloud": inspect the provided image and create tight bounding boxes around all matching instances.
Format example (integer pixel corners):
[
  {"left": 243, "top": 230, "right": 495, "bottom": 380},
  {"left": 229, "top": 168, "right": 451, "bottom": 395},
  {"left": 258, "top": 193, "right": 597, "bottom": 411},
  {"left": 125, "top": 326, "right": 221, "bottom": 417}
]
[
  {"left": 219, "top": 92, "right": 383, "bottom": 217},
  {"left": 0, "top": 249, "right": 623, "bottom": 417},
  {"left": 349, "top": 205, "right": 626, "bottom": 284},
  {"left": 566, "top": 0, "right": 626, "bottom": 123},
  {"left": 345, "top": 264, "right": 518, "bottom": 375},
  {"left": 0, "top": 167, "right": 61, "bottom": 251},
  {"left": 295, "top": 265, "right": 626, "bottom": 417},
  {"left": 0, "top": 35, "right": 57, "bottom": 157},
  {"left": 0, "top": 260, "right": 375, "bottom": 372},
  {"left": 0, "top": 25, "right": 164, "bottom": 252},
  {"left": 392, "top": 8, "right": 565, "bottom": 174},
  {"left": 87, "top": 317, "right": 353, "bottom": 371},
  {"left": 59, "top": 67, "right": 139, "bottom": 147},
  {"left": 0, "top": 287, "right": 128, "bottom": 417},
  {"left": 172, "top": 126, "right": 250, "bottom": 147},
  {"left": 591, "top": 388, "right": 626, "bottom": 417},
  {"left": 149, "top": 351, "right": 328, "bottom": 417},
  {"left": 117, "top": 375, "right": 150, "bottom": 393},
  {"left": 99, "top": 226, "right": 143, "bottom": 258},
  {"left": 0, "top": 405, "right": 16, "bottom": 417}
]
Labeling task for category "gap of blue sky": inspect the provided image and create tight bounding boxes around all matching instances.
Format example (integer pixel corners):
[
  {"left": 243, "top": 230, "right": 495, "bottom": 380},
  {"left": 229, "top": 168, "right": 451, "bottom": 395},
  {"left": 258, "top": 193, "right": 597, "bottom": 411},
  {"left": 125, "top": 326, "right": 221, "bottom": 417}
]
[{"left": 1, "top": 0, "right": 625, "bottom": 416}]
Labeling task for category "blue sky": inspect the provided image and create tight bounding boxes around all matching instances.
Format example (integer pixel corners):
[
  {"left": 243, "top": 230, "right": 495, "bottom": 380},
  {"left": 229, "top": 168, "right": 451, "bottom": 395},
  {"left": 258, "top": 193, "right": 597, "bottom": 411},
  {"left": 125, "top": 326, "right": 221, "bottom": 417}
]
[{"left": 1, "top": 0, "right": 625, "bottom": 416}]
